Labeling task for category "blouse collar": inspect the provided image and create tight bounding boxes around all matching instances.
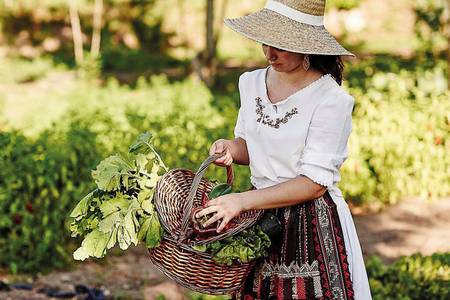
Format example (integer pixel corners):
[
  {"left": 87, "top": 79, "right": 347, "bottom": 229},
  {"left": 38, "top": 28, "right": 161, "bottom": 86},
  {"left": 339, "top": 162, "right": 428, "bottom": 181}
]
[{"left": 261, "top": 66, "right": 332, "bottom": 106}]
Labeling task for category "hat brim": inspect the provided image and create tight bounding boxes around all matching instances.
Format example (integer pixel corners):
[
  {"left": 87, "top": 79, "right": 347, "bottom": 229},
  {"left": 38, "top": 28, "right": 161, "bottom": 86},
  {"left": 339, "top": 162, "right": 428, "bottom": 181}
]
[{"left": 225, "top": 8, "right": 355, "bottom": 57}]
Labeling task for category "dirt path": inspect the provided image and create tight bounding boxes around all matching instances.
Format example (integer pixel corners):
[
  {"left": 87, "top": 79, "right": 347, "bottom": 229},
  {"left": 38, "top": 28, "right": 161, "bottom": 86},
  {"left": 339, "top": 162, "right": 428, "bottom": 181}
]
[
  {"left": 1, "top": 197, "right": 449, "bottom": 300},
  {"left": 354, "top": 197, "right": 450, "bottom": 263}
]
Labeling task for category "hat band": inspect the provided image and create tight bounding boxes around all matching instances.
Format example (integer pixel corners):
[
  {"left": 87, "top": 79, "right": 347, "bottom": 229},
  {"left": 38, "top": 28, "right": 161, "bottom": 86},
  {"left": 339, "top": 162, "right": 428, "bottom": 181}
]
[{"left": 264, "top": 0, "right": 324, "bottom": 26}]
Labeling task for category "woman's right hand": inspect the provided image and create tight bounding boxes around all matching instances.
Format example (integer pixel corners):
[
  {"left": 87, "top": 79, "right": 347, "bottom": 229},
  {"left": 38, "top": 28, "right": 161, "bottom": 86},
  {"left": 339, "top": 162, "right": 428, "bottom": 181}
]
[{"left": 209, "top": 139, "right": 233, "bottom": 166}]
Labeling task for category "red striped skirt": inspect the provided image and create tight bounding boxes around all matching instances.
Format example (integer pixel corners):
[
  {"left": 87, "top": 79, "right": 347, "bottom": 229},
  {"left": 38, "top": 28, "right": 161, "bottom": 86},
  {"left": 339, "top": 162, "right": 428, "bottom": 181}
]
[{"left": 233, "top": 191, "right": 354, "bottom": 300}]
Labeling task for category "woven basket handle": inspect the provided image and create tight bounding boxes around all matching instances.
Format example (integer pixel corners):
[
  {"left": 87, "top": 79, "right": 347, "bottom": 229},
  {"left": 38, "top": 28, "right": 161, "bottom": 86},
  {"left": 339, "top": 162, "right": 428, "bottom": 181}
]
[{"left": 178, "top": 152, "right": 233, "bottom": 243}]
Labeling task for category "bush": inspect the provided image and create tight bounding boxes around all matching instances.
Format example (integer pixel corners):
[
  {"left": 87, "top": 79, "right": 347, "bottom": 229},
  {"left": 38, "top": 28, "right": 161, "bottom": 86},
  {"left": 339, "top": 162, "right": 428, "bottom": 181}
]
[
  {"left": 367, "top": 253, "right": 450, "bottom": 300},
  {"left": 0, "top": 56, "right": 60, "bottom": 84},
  {"left": 0, "top": 124, "right": 102, "bottom": 273},
  {"left": 340, "top": 65, "right": 450, "bottom": 205}
]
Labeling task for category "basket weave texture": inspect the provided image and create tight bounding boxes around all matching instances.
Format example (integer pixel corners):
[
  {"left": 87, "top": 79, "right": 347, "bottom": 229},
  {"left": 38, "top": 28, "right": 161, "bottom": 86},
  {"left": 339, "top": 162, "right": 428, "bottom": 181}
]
[{"left": 148, "top": 153, "right": 263, "bottom": 294}]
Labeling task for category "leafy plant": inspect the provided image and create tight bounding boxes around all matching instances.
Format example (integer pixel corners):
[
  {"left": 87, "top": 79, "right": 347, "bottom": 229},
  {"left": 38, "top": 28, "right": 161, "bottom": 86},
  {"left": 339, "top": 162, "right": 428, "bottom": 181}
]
[
  {"left": 195, "top": 225, "right": 271, "bottom": 266},
  {"left": 367, "top": 253, "right": 450, "bottom": 300},
  {"left": 0, "top": 122, "right": 103, "bottom": 273},
  {"left": 413, "top": 0, "right": 449, "bottom": 65},
  {"left": 340, "top": 65, "right": 450, "bottom": 206},
  {"left": 69, "top": 132, "right": 166, "bottom": 260}
]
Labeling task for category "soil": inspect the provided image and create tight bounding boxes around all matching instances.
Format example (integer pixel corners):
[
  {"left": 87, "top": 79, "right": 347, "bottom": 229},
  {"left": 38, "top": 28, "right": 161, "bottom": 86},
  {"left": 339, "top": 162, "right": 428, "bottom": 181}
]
[
  {"left": 1, "top": 197, "right": 449, "bottom": 300},
  {"left": 354, "top": 197, "right": 450, "bottom": 263}
]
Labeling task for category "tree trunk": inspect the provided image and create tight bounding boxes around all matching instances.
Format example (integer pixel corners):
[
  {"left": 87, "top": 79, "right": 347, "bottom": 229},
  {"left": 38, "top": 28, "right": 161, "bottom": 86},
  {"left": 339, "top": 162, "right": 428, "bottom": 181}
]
[
  {"left": 215, "top": 0, "right": 229, "bottom": 43},
  {"left": 91, "top": 0, "right": 103, "bottom": 57},
  {"left": 193, "top": 0, "right": 228, "bottom": 86},
  {"left": 191, "top": 0, "right": 216, "bottom": 86},
  {"left": 206, "top": 0, "right": 215, "bottom": 64},
  {"left": 69, "top": 0, "right": 84, "bottom": 64}
]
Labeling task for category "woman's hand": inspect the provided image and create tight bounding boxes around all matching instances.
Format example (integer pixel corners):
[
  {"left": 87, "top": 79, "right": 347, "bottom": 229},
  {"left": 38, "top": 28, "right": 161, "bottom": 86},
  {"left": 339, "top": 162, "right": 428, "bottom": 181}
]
[
  {"left": 196, "top": 193, "right": 244, "bottom": 233},
  {"left": 210, "top": 139, "right": 233, "bottom": 166}
]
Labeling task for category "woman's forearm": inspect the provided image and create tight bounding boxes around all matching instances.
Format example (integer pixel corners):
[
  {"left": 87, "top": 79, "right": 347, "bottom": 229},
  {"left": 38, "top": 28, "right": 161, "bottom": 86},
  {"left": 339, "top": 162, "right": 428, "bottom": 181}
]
[
  {"left": 228, "top": 137, "right": 249, "bottom": 165},
  {"left": 240, "top": 175, "right": 327, "bottom": 210}
]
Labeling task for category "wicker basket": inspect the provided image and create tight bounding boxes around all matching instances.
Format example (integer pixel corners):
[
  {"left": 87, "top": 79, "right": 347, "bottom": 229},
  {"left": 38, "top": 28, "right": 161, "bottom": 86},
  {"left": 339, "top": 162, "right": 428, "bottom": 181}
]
[{"left": 148, "top": 153, "right": 263, "bottom": 294}]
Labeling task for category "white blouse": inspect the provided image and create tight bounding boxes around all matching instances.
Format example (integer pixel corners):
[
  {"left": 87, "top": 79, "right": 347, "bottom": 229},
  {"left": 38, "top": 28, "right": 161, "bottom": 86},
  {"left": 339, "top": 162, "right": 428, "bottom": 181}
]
[
  {"left": 234, "top": 67, "right": 353, "bottom": 197},
  {"left": 234, "top": 67, "right": 372, "bottom": 300}
]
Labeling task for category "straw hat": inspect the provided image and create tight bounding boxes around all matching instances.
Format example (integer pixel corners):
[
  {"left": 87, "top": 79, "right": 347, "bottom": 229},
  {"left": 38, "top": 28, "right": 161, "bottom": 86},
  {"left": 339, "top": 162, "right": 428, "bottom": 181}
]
[{"left": 224, "top": 0, "right": 355, "bottom": 56}]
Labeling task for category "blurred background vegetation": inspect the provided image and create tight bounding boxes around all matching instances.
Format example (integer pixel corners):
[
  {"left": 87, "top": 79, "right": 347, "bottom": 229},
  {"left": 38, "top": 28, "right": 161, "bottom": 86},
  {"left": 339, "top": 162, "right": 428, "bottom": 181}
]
[{"left": 0, "top": 0, "right": 449, "bottom": 299}]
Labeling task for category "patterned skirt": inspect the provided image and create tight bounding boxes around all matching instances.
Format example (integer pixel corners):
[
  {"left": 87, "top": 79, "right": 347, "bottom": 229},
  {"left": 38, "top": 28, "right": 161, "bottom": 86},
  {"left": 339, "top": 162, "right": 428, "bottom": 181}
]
[{"left": 233, "top": 191, "right": 354, "bottom": 300}]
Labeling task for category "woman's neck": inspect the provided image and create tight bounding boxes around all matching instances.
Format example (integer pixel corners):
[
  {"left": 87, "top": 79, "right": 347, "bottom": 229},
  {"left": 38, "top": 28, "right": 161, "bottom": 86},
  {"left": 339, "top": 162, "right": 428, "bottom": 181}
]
[{"left": 270, "top": 64, "right": 323, "bottom": 88}]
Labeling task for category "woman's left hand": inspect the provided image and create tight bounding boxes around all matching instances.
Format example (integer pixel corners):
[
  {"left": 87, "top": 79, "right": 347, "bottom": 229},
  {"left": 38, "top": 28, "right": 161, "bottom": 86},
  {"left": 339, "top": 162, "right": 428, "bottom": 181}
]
[{"left": 195, "top": 193, "right": 245, "bottom": 233}]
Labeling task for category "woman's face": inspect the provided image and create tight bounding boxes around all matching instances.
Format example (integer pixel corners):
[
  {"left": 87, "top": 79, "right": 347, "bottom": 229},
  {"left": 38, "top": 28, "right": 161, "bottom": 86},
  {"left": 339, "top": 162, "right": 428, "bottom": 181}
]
[{"left": 262, "top": 44, "right": 304, "bottom": 72}]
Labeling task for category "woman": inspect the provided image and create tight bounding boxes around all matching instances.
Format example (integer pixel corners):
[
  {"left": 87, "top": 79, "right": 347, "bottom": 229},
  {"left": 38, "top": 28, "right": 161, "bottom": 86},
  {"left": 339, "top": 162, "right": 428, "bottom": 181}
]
[{"left": 196, "top": 1, "right": 372, "bottom": 299}]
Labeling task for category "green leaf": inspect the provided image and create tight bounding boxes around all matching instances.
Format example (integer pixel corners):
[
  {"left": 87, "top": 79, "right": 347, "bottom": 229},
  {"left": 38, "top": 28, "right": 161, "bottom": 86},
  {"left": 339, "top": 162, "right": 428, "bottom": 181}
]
[
  {"left": 69, "top": 222, "right": 81, "bottom": 237},
  {"left": 123, "top": 206, "right": 139, "bottom": 246},
  {"left": 122, "top": 174, "right": 130, "bottom": 190},
  {"left": 135, "top": 153, "right": 148, "bottom": 173},
  {"left": 239, "top": 246, "right": 251, "bottom": 263},
  {"left": 138, "top": 218, "right": 150, "bottom": 242},
  {"left": 145, "top": 214, "right": 163, "bottom": 248},
  {"left": 73, "top": 229, "right": 109, "bottom": 261},
  {"left": 89, "top": 197, "right": 102, "bottom": 211},
  {"left": 148, "top": 176, "right": 159, "bottom": 188},
  {"left": 70, "top": 191, "right": 95, "bottom": 218},
  {"left": 209, "top": 241, "right": 223, "bottom": 253},
  {"left": 192, "top": 244, "right": 207, "bottom": 252},
  {"left": 106, "top": 226, "right": 119, "bottom": 249},
  {"left": 99, "top": 193, "right": 130, "bottom": 216},
  {"left": 117, "top": 224, "right": 132, "bottom": 250},
  {"left": 85, "top": 215, "right": 100, "bottom": 230},
  {"left": 129, "top": 132, "right": 153, "bottom": 155},
  {"left": 141, "top": 199, "right": 155, "bottom": 214},
  {"left": 137, "top": 176, "right": 154, "bottom": 190},
  {"left": 128, "top": 132, "right": 168, "bottom": 172},
  {"left": 208, "top": 183, "right": 232, "bottom": 199},
  {"left": 92, "top": 154, "right": 134, "bottom": 191},
  {"left": 137, "top": 188, "right": 154, "bottom": 204},
  {"left": 150, "top": 162, "right": 160, "bottom": 176},
  {"left": 98, "top": 211, "right": 121, "bottom": 233}
]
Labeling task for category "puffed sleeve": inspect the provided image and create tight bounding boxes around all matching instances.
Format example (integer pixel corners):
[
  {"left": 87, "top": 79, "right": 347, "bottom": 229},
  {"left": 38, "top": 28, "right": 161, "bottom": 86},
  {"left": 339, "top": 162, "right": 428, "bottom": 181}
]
[
  {"left": 297, "top": 92, "right": 355, "bottom": 187},
  {"left": 234, "top": 73, "right": 247, "bottom": 140}
]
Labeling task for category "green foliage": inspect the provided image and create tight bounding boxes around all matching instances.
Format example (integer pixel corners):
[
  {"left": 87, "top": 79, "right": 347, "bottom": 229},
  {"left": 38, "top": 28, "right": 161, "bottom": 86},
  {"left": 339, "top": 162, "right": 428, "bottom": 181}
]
[
  {"left": 69, "top": 132, "right": 165, "bottom": 261},
  {"left": 0, "top": 56, "right": 61, "bottom": 84},
  {"left": 0, "top": 123, "right": 103, "bottom": 273},
  {"left": 187, "top": 292, "right": 230, "bottom": 300},
  {"left": 340, "top": 65, "right": 450, "bottom": 205},
  {"left": 367, "top": 253, "right": 450, "bottom": 300},
  {"left": 208, "top": 183, "right": 232, "bottom": 199},
  {"left": 101, "top": 47, "right": 185, "bottom": 73},
  {"left": 327, "top": 0, "right": 361, "bottom": 10},
  {"left": 209, "top": 226, "right": 271, "bottom": 265},
  {"left": 192, "top": 225, "right": 271, "bottom": 266},
  {"left": 413, "top": 0, "right": 449, "bottom": 64}
]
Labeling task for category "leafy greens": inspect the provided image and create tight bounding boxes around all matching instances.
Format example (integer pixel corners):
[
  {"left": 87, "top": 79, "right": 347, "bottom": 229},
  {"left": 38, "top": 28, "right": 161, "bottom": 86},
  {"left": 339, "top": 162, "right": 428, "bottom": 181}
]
[
  {"left": 69, "top": 132, "right": 166, "bottom": 260},
  {"left": 192, "top": 183, "right": 277, "bottom": 265}
]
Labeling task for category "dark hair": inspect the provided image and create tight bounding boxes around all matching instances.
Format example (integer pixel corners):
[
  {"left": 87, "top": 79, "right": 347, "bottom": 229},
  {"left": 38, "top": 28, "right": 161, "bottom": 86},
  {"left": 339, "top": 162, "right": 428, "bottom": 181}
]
[{"left": 309, "top": 55, "right": 344, "bottom": 86}]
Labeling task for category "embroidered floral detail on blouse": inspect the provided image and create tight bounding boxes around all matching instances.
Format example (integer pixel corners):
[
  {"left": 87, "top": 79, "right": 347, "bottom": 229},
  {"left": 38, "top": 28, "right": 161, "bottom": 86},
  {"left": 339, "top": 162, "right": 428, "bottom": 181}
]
[{"left": 255, "top": 97, "right": 299, "bottom": 129}]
